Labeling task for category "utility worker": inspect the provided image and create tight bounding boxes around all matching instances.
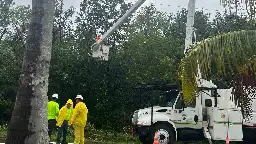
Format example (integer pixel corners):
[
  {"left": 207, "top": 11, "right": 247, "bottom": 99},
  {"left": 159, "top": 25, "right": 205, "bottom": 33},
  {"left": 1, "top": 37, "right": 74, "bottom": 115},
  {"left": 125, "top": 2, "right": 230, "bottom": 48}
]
[
  {"left": 70, "top": 95, "right": 88, "bottom": 144},
  {"left": 48, "top": 93, "right": 60, "bottom": 139},
  {"left": 56, "top": 99, "right": 73, "bottom": 144}
]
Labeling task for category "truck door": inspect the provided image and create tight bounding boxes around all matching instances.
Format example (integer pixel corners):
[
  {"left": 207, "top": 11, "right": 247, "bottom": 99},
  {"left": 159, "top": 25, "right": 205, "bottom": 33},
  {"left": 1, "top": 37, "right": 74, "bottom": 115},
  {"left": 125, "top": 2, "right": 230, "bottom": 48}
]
[{"left": 171, "top": 93, "right": 199, "bottom": 128}]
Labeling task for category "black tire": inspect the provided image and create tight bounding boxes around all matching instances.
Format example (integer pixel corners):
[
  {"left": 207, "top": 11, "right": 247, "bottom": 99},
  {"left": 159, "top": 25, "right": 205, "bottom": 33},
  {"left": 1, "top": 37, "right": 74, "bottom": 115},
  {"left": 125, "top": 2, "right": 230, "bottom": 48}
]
[{"left": 147, "top": 123, "right": 176, "bottom": 144}]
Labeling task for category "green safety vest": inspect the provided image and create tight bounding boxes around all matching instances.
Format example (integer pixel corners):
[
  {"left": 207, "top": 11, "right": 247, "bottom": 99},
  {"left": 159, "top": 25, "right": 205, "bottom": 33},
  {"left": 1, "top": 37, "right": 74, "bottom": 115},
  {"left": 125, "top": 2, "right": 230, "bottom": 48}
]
[{"left": 48, "top": 101, "right": 59, "bottom": 120}]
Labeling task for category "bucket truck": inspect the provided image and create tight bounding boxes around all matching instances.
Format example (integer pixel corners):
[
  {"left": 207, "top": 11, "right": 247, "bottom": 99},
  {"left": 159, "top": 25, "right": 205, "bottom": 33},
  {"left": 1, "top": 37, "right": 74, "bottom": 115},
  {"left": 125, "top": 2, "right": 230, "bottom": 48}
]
[
  {"left": 130, "top": 0, "right": 244, "bottom": 143},
  {"left": 90, "top": 0, "right": 252, "bottom": 143}
]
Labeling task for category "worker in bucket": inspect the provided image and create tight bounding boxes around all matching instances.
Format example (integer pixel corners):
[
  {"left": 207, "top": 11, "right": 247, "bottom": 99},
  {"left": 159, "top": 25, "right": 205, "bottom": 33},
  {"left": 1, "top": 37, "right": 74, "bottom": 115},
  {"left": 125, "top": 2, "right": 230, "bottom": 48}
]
[
  {"left": 48, "top": 93, "right": 60, "bottom": 139},
  {"left": 56, "top": 99, "right": 73, "bottom": 144},
  {"left": 70, "top": 95, "right": 88, "bottom": 144}
]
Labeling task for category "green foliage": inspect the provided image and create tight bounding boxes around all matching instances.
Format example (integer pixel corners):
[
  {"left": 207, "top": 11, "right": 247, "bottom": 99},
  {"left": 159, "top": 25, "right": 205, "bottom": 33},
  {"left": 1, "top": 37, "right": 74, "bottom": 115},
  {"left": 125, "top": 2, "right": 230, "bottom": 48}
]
[
  {"left": 0, "top": 0, "right": 13, "bottom": 41},
  {"left": 81, "top": 123, "right": 139, "bottom": 143},
  {"left": 212, "top": 12, "right": 255, "bottom": 35},
  {"left": 128, "top": 4, "right": 170, "bottom": 36},
  {"left": 121, "top": 34, "right": 176, "bottom": 84},
  {"left": 220, "top": 0, "right": 256, "bottom": 19}
]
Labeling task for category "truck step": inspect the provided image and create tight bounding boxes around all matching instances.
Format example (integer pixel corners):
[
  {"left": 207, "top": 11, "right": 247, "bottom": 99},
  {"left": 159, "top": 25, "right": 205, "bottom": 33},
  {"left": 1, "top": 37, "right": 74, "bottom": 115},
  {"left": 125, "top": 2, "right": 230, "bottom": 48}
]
[
  {"left": 203, "top": 127, "right": 211, "bottom": 139},
  {"left": 203, "top": 127, "right": 212, "bottom": 144}
]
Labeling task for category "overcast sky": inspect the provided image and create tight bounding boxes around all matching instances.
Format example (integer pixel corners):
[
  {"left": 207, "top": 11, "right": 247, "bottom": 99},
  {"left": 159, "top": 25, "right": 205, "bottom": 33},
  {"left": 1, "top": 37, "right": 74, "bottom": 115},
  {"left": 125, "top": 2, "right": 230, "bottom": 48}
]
[{"left": 14, "top": 0, "right": 223, "bottom": 16}]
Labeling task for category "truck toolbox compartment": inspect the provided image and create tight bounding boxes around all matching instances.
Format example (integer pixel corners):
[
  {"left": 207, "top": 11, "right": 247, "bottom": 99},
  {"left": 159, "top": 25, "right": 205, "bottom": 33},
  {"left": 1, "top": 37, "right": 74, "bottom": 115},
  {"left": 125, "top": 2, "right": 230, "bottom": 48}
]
[{"left": 209, "top": 108, "right": 243, "bottom": 141}]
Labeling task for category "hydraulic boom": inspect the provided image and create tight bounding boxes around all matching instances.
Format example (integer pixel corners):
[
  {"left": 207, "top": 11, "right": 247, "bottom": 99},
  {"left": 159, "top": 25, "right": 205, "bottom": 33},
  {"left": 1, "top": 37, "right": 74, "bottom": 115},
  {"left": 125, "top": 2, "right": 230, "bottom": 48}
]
[{"left": 91, "top": 0, "right": 147, "bottom": 53}]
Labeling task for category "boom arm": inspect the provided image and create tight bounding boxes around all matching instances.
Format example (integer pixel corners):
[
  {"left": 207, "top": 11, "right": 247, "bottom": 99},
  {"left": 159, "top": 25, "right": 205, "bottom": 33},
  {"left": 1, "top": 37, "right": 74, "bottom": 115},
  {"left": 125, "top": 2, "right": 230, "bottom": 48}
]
[{"left": 91, "top": 0, "right": 147, "bottom": 51}]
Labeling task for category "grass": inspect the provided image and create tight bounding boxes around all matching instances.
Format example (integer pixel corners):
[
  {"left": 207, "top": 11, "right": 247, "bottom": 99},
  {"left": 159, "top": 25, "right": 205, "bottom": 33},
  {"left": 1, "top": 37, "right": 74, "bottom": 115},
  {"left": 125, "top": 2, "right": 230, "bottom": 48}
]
[
  {"left": 0, "top": 123, "right": 225, "bottom": 144},
  {"left": 0, "top": 123, "right": 140, "bottom": 144},
  {"left": 0, "top": 124, "right": 7, "bottom": 142}
]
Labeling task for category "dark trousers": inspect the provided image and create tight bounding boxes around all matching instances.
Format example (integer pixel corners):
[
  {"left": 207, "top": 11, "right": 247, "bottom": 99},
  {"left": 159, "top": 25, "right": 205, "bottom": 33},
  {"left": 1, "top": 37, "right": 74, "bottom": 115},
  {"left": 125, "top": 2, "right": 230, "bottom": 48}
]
[
  {"left": 48, "top": 119, "right": 57, "bottom": 138},
  {"left": 57, "top": 120, "right": 68, "bottom": 143}
]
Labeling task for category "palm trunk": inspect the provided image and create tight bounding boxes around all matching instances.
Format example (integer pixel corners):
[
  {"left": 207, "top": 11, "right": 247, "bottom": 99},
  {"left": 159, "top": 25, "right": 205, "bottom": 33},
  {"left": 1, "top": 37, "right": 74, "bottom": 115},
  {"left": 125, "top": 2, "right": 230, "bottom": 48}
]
[{"left": 5, "top": 0, "right": 54, "bottom": 143}]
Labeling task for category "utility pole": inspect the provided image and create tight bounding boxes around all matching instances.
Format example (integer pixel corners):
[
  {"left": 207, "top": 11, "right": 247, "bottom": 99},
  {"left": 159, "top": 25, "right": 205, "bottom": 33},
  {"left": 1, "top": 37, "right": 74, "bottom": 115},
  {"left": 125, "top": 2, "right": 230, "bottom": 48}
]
[
  {"left": 184, "top": 0, "right": 196, "bottom": 55},
  {"left": 185, "top": 3, "right": 212, "bottom": 143},
  {"left": 184, "top": 0, "right": 203, "bottom": 79}
]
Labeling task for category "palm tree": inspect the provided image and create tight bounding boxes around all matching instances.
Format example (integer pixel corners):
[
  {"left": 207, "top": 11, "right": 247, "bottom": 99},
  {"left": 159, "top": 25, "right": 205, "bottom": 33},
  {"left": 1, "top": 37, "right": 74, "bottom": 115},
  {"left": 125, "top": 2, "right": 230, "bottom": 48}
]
[
  {"left": 179, "top": 30, "right": 256, "bottom": 117},
  {"left": 5, "top": 0, "right": 55, "bottom": 143}
]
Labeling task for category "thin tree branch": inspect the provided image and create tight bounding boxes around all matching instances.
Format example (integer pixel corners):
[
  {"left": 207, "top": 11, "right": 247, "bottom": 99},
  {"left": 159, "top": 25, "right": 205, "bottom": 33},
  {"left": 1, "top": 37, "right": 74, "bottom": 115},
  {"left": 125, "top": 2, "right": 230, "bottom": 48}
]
[{"left": 0, "top": 28, "right": 7, "bottom": 40}]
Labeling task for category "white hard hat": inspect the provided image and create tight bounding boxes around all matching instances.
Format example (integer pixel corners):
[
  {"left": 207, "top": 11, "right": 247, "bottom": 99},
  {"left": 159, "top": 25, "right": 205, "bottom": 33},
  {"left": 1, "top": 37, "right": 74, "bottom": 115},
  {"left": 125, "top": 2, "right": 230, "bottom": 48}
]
[
  {"left": 75, "top": 95, "right": 83, "bottom": 100},
  {"left": 52, "top": 94, "right": 58, "bottom": 99}
]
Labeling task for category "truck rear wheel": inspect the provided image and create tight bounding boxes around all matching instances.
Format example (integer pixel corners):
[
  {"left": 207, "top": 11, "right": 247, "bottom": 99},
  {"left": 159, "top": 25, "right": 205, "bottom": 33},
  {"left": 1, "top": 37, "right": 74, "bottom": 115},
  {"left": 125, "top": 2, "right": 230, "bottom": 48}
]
[{"left": 148, "top": 123, "right": 176, "bottom": 144}]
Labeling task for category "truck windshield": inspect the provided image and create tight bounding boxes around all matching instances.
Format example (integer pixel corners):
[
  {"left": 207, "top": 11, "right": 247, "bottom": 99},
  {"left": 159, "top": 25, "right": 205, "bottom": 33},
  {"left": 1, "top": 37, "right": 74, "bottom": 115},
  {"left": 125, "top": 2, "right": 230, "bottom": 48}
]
[
  {"left": 134, "top": 84, "right": 180, "bottom": 108},
  {"left": 164, "top": 91, "right": 179, "bottom": 107},
  {"left": 175, "top": 92, "right": 196, "bottom": 108}
]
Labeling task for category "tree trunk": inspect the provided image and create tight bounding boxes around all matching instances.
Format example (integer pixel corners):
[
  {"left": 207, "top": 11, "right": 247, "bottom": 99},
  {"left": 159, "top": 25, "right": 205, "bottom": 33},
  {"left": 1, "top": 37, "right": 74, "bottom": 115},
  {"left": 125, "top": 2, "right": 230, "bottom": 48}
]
[{"left": 5, "top": 0, "right": 54, "bottom": 143}]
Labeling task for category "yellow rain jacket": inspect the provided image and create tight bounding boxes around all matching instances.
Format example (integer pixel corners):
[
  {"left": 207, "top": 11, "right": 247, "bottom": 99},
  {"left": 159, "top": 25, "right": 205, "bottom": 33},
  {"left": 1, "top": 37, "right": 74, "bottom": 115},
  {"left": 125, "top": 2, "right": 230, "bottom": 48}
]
[
  {"left": 71, "top": 102, "right": 88, "bottom": 127},
  {"left": 56, "top": 99, "right": 73, "bottom": 127}
]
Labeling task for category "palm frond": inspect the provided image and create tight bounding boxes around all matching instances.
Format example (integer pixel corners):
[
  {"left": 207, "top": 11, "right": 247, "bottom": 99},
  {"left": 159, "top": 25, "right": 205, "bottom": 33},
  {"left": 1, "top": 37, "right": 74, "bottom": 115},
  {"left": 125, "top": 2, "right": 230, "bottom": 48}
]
[{"left": 179, "top": 30, "right": 256, "bottom": 106}]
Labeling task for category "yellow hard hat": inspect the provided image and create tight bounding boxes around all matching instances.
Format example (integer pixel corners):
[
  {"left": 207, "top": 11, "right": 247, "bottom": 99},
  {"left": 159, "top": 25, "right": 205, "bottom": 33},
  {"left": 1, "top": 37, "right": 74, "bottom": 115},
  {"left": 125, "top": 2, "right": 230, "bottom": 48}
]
[{"left": 66, "top": 99, "right": 73, "bottom": 105}]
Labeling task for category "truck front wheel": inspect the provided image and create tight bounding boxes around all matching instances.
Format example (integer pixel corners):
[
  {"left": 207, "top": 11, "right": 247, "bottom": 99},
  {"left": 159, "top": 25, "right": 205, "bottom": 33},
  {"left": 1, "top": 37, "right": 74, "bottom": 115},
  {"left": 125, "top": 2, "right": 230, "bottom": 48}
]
[{"left": 148, "top": 123, "right": 176, "bottom": 144}]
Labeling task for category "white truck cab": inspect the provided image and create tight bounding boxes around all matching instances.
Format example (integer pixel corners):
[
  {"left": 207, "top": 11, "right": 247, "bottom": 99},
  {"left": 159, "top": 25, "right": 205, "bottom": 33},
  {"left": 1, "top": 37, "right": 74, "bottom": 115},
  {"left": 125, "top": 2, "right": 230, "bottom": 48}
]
[{"left": 131, "top": 80, "right": 244, "bottom": 144}]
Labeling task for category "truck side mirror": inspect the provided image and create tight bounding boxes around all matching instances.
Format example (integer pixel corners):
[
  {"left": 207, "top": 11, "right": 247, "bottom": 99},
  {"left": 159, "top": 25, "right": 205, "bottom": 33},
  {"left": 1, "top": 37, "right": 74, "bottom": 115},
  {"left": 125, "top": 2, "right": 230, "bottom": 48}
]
[
  {"left": 205, "top": 99, "right": 212, "bottom": 107},
  {"left": 194, "top": 115, "right": 199, "bottom": 122}
]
